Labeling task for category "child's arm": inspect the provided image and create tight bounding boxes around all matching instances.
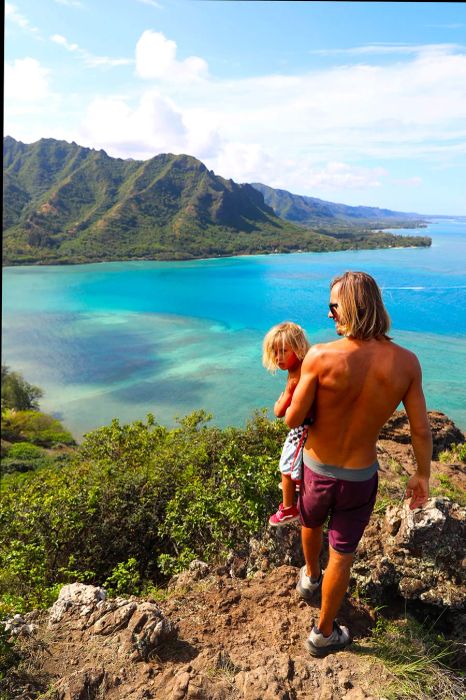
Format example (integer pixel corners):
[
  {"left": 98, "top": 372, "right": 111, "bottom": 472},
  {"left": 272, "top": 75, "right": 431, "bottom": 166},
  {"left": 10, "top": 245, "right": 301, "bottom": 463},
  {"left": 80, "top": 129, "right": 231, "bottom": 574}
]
[{"left": 274, "top": 377, "right": 299, "bottom": 418}]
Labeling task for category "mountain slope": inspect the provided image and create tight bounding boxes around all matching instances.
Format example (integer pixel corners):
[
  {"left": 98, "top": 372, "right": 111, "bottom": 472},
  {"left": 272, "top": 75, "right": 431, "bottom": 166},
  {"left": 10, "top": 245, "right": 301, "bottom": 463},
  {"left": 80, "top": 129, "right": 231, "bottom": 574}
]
[
  {"left": 252, "top": 182, "right": 424, "bottom": 228},
  {"left": 3, "top": 137, "right": 431, "bottom": 265}
]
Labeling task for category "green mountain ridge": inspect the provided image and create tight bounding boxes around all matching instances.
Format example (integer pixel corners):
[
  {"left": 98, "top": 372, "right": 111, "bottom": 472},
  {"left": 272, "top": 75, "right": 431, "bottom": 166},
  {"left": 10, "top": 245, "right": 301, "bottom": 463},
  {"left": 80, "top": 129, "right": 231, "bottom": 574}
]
[
  {"left": 251, "top": 182, "right": 424, "bottom": 228},
  {"left": 3, "top": 136, "right": 431, "bottom": 265}
]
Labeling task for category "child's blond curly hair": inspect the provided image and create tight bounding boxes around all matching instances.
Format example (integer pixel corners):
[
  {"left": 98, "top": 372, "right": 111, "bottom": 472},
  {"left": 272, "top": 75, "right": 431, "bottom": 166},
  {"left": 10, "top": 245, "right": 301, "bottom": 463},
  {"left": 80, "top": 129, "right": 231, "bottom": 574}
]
[{"left": 262, "top": 321, "right": 310, "bottom": 372}]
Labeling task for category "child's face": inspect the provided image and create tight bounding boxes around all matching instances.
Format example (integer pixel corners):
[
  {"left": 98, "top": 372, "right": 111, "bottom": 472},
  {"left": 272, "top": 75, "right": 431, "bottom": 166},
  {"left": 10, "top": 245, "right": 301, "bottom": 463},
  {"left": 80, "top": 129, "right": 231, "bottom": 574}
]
[{"left": 275, "top": 343, "right": 299, "bottom": 371}]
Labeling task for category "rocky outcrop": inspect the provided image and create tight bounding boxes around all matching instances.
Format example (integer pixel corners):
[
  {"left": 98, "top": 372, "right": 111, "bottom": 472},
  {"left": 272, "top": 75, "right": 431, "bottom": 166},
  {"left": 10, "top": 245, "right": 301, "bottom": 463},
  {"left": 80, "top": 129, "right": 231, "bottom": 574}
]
[
  {"left": 4, "top": 569, "right": 388, "bottom": 700},
  {"left": 33, "top": 583, "right": 176, "bottom": 699},
  {"left": 353, "top": 497, "right": 466, "bottom": 609},
  {"left": 379, "top": 410, "right": 464, "bottom": 458},
  {"left": 49, "top": 583, "right": 176, "bottom": 664},
  {"left": 225, "top": 524, "right": 303, "bottom": 580}
]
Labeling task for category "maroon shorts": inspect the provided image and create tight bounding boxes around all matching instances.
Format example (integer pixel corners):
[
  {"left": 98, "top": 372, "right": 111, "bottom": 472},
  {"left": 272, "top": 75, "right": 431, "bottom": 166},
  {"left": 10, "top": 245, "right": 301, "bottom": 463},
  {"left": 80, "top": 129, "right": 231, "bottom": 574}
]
[{"left": 298, "top": 456, "right": 378, "bottom": 554}]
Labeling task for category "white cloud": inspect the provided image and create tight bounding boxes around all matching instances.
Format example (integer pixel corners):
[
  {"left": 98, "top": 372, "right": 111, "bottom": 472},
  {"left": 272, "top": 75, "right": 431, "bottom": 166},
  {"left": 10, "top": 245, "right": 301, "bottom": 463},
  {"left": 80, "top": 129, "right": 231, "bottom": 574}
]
[
  {"left": 79, "top": 91, "right": 189, "bottom": 158},
  {"left": 50, "top": 33, "right": 132, "bottom": 67},
  {"left": 51, "top": 34, "right": 79, "bottom": 52},
  {"left": 305, "top": 162, "right": 388, "bottom": 190},
  {"left": 392, "top": 176, "right": 423, "bottom": 187},
  {"left": 135, "top": 30, "right": 208, "bottom": 81},
  {"left": 5, "top": 58, "right": 50, "bottom": 102},
  {"left": 77, "top": 88, "right": 222, "bottom": 163},
  {"left": 213, "top": 143, "right": 273, "bottom": 183},
  {"left": 5, "top": 2, "right": 39, "bottom": 32},
  {"left": 187, "top": 45, "right": 466, "bottom": 173},
  {"left": 309, "top": 43, "right": 465, "bottom": 57}
]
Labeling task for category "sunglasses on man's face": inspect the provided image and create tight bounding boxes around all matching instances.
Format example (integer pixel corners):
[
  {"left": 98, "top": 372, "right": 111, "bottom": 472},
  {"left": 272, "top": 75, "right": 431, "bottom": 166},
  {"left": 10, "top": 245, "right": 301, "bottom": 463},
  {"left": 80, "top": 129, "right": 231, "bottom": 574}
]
[{"left": 329, "top": 303, "right": 339, "bottom": 313}]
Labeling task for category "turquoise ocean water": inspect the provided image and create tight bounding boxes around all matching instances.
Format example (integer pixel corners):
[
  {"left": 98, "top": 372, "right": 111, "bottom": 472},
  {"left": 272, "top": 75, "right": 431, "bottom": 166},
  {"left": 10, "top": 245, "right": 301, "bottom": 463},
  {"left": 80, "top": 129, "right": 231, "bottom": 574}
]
[{"left": 2, "top": 219, "right": 466, "bottom": 439}]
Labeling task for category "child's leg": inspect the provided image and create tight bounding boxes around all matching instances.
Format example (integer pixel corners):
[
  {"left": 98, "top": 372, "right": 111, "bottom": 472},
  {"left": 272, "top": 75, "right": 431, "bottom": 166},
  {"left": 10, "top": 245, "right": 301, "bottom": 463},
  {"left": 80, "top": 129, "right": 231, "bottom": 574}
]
[
  {"left": 281, "top": 473, "right": 296, "bottom": 508},
  {"left": 269, "top": 430, "right": 300, "bottom": 526}
]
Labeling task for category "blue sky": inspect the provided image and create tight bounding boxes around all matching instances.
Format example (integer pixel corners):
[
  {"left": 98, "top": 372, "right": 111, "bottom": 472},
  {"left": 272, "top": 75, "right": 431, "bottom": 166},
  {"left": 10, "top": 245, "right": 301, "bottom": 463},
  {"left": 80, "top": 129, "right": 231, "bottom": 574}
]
[{"left": 5, "top": 1, "right": 466, "bottom": 215}]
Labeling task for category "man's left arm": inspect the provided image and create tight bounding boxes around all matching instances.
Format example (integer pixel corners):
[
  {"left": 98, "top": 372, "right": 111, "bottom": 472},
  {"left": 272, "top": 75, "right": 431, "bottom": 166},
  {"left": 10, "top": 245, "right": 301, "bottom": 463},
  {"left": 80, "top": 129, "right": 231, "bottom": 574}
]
[
  {"left": 285, "top": 348, "right": 319, "bottom": 428},
  {"left": 402, "top": 355, "right": 432, "bottom": 509}
]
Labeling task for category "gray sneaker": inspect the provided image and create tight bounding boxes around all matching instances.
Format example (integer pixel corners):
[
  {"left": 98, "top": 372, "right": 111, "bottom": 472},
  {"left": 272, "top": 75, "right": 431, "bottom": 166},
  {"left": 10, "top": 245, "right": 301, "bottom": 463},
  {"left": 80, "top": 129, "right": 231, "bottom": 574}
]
[
  {"left": 296, "top": 565, "right": 323, "bottom": 600},
  {"left": 306, "top": 621, "right": 351, "bottom": 657}
]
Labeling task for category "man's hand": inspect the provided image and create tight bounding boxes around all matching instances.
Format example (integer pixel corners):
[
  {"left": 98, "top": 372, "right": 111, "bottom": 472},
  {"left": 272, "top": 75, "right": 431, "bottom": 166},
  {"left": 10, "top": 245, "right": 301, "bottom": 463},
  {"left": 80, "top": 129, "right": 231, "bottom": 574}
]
[{"left": 404, "top": 473, "right": 429, "bottom": 510}]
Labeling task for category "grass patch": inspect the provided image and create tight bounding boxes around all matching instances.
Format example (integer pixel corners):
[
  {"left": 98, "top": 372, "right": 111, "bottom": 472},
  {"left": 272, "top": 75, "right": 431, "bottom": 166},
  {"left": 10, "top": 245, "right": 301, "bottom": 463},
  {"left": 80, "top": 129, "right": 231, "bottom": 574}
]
[
  {"left": 356, "top": 616, "right": 464, "bottom": 699},
  {"left": 438, "top": 443, "right": 466, "bottom": 464},
  {"left": 388, "top": 457, "right": 405, "bottom": 475},
  {"left": 373, "top": 478, "right": 404, "bottom": 515},
  {"left": 431, "top": 474, "right": 466, "bottom": 506}
]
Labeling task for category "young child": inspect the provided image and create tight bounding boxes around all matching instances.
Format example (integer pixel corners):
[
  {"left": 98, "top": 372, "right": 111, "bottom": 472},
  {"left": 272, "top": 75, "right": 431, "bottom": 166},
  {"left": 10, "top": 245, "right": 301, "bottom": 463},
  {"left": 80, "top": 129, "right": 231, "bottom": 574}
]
[{"left": 262, "top": 321, "right": 311, "bottom": 526}]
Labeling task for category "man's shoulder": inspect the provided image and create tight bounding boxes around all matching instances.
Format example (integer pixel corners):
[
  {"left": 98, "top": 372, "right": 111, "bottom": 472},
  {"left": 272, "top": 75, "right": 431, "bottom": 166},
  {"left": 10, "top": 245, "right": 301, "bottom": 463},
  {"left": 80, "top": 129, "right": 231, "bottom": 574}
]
[
  {"left": 303, "top": 340, "right": 344, "bottom": 365},
  {"left": 387, "top": 340, "right": 420, "bottom": 365}
]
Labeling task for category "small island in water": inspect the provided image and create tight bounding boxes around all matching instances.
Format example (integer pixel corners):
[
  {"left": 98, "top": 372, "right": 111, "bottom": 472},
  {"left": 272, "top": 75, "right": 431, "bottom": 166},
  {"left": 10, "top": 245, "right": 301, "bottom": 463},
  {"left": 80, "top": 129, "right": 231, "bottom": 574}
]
[{"left": 3, "top": 136, "right": 431, "bottom": 266}]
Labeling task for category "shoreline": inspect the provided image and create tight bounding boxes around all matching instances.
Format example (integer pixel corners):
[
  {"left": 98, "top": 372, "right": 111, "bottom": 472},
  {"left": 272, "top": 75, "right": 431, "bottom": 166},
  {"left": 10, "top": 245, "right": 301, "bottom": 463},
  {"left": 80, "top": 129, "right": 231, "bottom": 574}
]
[{"left": 2, "top": 238, "right": 433, "bottom": 269}]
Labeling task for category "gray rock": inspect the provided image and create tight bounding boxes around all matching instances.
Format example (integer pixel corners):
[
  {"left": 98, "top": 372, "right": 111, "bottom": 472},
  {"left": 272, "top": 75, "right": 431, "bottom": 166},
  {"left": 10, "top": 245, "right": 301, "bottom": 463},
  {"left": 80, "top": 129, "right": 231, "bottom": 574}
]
[
  {"left": 49, "top": 583, "right": 106, "bottom": 625},
  {"left": 352, "top": 497, "right": 466, "bottom": 609}
]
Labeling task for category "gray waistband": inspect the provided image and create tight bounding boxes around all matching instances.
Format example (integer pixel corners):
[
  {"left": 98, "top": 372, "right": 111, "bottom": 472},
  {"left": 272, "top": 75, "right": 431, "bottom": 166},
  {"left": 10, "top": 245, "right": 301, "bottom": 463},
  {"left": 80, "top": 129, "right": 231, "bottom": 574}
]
[{"left": 303, "top": 453, "right": 379, "bottom": 481}]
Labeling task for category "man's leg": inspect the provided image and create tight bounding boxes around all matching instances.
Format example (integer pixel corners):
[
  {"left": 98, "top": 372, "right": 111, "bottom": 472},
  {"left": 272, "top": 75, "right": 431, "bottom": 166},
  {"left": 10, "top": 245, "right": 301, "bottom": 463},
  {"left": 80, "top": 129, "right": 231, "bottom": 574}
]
[
  {"left": 301, "top": 524, "right": 323, "bottom": 580},
  {"left": 317, "top": 546, "right": 353, "bottom": 637}
]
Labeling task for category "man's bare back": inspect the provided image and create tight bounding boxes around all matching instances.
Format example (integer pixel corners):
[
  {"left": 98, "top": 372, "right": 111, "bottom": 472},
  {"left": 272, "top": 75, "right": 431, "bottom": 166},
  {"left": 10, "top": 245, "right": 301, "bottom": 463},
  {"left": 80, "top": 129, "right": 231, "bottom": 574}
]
[{"left": 288, "top": 336, "right": 424, "bottom": 468}]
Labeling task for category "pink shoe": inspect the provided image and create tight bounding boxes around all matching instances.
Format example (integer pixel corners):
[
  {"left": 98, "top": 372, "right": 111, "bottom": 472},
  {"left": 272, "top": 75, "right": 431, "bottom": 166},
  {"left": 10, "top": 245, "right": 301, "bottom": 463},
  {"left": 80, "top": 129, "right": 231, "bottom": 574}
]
[{"left": 269, "top": 503, "right": 300, "bottom": 527}]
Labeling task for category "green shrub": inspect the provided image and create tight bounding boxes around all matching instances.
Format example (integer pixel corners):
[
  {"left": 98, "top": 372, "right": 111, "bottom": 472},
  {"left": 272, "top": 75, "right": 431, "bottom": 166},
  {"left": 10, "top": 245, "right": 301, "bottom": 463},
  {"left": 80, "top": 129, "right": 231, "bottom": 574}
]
[
  {"left": 1, "top": 410, "right": 76, "bottom": 447},
  {"left": 104, "top": 558, "right": 141, "bottom": 597},
  {"left": 4, "top": 443, "right": 45, "bottom": 459},
  {"left": 0, "top": 456, "right": 52, "bottom": 476},
  {"left": 0, "top": 410, "right": 286, "bottom": 614}
]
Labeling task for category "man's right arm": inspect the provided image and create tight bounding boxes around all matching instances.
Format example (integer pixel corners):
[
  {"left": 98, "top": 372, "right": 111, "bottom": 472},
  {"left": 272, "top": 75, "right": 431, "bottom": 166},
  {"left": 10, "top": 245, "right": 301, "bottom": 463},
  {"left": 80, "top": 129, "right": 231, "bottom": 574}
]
[
  {"left": 284, "top": 347, "right": 320, "bottom": 428},
  {"left": 402, "top": 355, "right": 432, "bottom": 509}
]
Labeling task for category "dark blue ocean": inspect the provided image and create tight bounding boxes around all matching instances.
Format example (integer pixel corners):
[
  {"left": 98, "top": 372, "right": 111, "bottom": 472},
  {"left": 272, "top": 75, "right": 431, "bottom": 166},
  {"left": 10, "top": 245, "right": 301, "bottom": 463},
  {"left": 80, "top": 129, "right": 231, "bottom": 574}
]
[{"left": 3, "top": 219, "right": 465, "bottom": 439}]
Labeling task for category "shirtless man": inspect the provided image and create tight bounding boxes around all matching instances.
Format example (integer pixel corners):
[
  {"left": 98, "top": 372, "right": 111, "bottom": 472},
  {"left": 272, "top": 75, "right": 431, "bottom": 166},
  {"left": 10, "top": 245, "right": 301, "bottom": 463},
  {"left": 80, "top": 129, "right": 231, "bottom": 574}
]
[{"left": 285, "top": 271, "right": 432, "bottom": 657}]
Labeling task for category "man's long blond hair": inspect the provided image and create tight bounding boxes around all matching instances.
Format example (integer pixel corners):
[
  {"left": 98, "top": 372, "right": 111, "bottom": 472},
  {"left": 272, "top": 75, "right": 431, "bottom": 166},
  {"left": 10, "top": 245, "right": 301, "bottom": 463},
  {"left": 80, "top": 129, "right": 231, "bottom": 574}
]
[
  {"left": 262, "top": 321, "right": 310, "bottom": 372},
  {"left": 331, "top": 271, "right": 391, "bottom": 340}
]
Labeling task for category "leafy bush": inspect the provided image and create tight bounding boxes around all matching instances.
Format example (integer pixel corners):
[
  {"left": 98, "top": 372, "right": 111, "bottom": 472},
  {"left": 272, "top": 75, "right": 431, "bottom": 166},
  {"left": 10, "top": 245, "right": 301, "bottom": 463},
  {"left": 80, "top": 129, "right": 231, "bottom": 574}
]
[
  {"left": 1, "top": 410, "right": 75, "bottom": 448},
  {"left": 1, "top": 443, "right": 74, "bottom": 477},
  {"left": 104, "top": 558, "right": 141, "bottom": 597},
  {"left": 0, "top": 411, "right": 287, "bottom": 614},
  {"left": 4, "top": 443, "right": 45, "bottom": 459}
]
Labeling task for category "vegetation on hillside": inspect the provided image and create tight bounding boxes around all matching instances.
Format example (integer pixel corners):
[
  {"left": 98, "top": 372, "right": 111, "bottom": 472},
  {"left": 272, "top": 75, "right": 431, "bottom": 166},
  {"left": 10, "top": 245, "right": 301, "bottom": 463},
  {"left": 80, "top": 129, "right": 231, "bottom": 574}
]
[
  {"left": 0, "top": 410, "right": 287, "bottom": 615},
  {"left": 3, "top": 136, "right": 431, "bottom": 265},
  {"left": 1, "top": 367, "right": 76, "bottom": 476},
  {"left": 252, "top": 181, "right": 427, "bottom": 229}
]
